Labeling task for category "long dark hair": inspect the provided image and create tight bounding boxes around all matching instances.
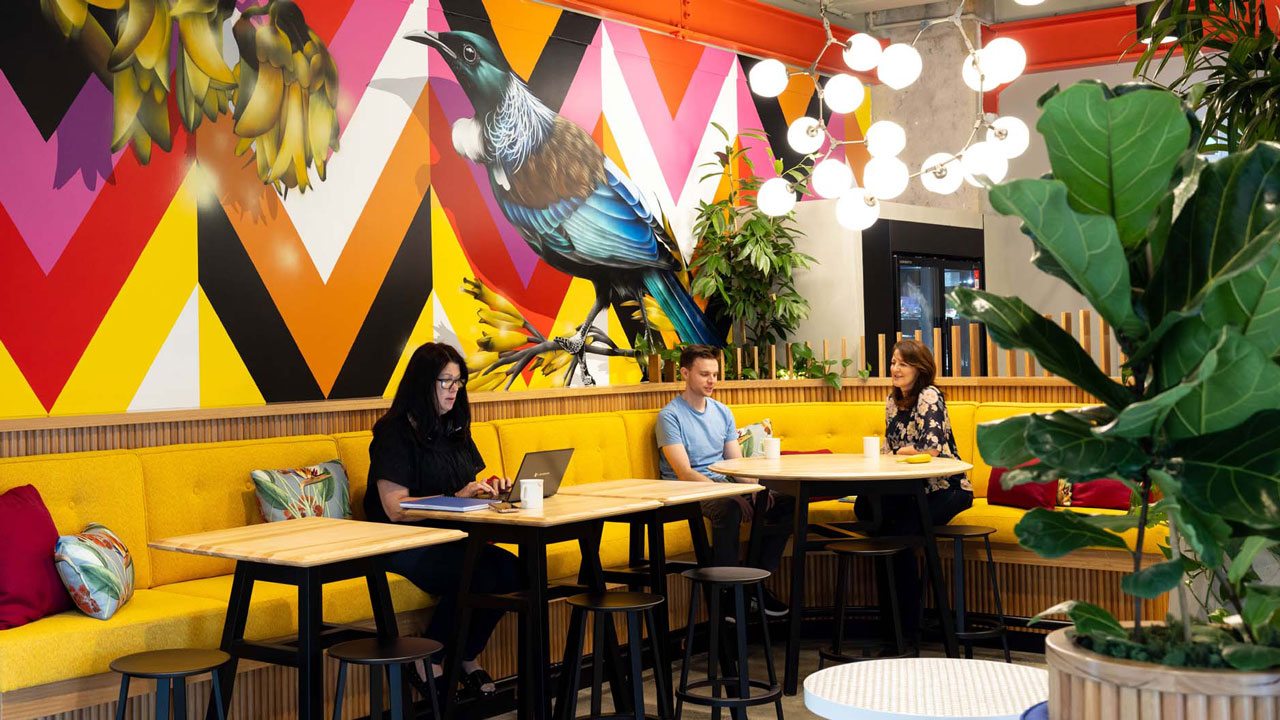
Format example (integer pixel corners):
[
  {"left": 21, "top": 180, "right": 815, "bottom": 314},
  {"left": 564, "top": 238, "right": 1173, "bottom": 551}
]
[
  {"left": 375, "top": 343, "right": 471, "bottom": 442},
  {"left": 891, "top": 338, "right": 937, "bottom": 411}
]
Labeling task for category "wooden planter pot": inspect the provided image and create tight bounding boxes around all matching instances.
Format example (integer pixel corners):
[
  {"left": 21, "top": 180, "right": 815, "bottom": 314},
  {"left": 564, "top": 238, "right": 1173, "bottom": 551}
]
[{"left": 1046, "top": 627, "right": 1280, "bottom": 719}]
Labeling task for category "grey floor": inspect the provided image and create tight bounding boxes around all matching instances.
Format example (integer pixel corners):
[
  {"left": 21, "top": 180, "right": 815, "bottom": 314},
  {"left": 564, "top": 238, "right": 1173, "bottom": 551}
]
[{"left": 492, "top": 639, "right": 1046, "bottom": 720}]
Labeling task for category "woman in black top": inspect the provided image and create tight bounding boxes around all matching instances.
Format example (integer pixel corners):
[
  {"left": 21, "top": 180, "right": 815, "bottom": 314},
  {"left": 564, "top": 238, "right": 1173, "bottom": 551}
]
[
  {"left": 367, "top": 342, "right": 520, "bottom": 697},
  {"left": 854, "top": 338, "right": 973, "bottom": 643}
]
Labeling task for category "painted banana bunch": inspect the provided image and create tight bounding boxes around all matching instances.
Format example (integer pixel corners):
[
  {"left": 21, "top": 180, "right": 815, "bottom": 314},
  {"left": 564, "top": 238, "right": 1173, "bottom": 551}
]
[
  {"left": 39, "top": 0, "right": 119, "bottom": 41},
  {"left": 462, "top": 278, "right": 577, "bottom": 389},
  {"left": 173, "top": 0, "right": 236, "bottom": 132},
  {"left": 231, "top": 0, "right": 340, "bottom": 194}
]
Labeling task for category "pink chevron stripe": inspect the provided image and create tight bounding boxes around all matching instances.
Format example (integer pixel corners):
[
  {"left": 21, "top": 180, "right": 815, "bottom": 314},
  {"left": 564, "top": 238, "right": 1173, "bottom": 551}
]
[
  {"left": 733, "top": 67, "right": 776, "bottom": 181},
  {"left": 557, "top": 27, "right": 603, "bottom": 134},
  {"left": 606, "top": 24, "right": 733, "bottom": 204},
  {"left": 0, "top": 74, "right": 123, "bottom": 275},
  {"left": 328, "top": 0, "right": 413, "bottom": 131}
]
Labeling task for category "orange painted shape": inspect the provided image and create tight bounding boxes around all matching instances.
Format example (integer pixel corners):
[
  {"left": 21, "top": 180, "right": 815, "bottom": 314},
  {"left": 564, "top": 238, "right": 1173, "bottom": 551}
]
[
  {"left": 775, "top": 74, "right": 817, "bottom": 127},
  {"left": 200, "top": 82, "right": 433, "bottom": 395},
  {"left": 639, "top": 31, "right": 711, "bottom": 119},
  {"left": 485, "top": 0, "right": 563, "bottom": 80},
  {"left": 596, "top": 114, "right": 630, "bottom": 178}
]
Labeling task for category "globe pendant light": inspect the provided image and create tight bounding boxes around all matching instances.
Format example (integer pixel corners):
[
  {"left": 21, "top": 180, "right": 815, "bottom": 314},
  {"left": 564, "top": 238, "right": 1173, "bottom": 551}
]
[
  {"left": 824, "top": 74, "right": 866, "bottom": 114},
  {"left": 920, "top": 153, "right": 964, "bottom": 195},
  {"left": 748, "top": 59, "right": 790, "bottom": 98},
  {"left": 812, "top": 158, "right": 854, "bottom": 199},
  {"left": 983, "top": 38, "right": 1027, "bottom": 84},
  {"left": 865, "top": 121, "right": 906, "bottom": 158},
  {"left": 756, "top": 177, "right": 797, "bottom": 217},
  {"left": 836, "top": 188, "right": 881, "bottom": 231},
  {"left": 877, "top": 44, "right": 922, "bottom": 90},
  {"left": 844, "top": 33, "right": 883, "bottom": 72},
  {"left": 987, "top": 116, "right": 1030, "bottom": 158},
  {"left": 863, "top": 156, "right": 910, "bottom": 200},
  {"left": 961, "top": 141, "right": 1009, "bottom": 186},
  {"left": 787, "top": 116, "right": 825, "bottom": 155},
  {"left": 961, "top": 52, "right": 1000, "bottom": 92}
]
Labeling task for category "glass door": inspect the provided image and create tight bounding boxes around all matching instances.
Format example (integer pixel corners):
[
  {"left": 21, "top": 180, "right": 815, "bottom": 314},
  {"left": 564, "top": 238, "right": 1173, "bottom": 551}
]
[{"left": 894, "top": 254, "right": 985, "bottom": 376}]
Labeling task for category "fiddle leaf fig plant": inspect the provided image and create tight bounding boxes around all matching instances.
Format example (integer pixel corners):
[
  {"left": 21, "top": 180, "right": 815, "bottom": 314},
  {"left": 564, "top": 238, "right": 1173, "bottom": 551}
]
[{"left": 951, "top": 79, "right": 1280, "bottom": 669}]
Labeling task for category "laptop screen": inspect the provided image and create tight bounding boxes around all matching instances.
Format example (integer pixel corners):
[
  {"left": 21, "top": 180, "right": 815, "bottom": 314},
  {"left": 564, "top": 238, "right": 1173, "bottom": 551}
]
[{"left": 502, "top": 448, "right": 574, "bottom": 501}]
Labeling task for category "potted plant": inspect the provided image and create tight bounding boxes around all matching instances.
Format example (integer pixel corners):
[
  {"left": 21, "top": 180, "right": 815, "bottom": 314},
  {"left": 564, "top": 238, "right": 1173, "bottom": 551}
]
[{"left": 951, "top": 79, "right": 1280, "bottom": 718}]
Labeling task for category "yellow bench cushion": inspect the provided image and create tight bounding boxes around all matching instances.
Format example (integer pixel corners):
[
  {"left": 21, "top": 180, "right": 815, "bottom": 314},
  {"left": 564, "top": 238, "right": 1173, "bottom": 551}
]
[
  {"left": 494, "top": 413, "right": 633, "bottom": 487},
  {"left": 971, "top": 403, "right": 1087, "bottom": 497},
  {"left": 0, "top": 589, "right": 228, "bottom": 692},
  {"left": 138, "top": 437, "right": 343, "bottom": 586},
  {"left": 152, "top": 573, "right": 434, "bottom": 642},
  {"left": 0, "top": 451, "right": 153, "bottom": 590},
  {"left": 620, "top": 410, "right": 661, "bottom": 479}
]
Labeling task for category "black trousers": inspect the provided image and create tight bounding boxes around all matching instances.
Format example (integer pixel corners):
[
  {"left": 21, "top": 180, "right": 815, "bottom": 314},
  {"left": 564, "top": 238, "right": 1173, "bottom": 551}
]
[
  {"left": 854, "top": 485, "right": 973, "bottom": 637},
  {"left": 702, "top": 491, "right": 796, "bottom": 572},
  {"left": 387, "top": 539, "right": 522, "bottom": 660}
]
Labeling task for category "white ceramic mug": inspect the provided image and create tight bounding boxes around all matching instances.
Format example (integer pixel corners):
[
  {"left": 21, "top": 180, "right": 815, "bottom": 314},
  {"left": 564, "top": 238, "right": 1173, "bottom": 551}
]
[
  {"left": 863, "top": 436, "right": 880, "bottom": 457},
  {"left": 763, "top": 437, "right": 781, "bottom": 459},
  {"left": 520, "top": 478, "right": 544, "bottom": 510}
]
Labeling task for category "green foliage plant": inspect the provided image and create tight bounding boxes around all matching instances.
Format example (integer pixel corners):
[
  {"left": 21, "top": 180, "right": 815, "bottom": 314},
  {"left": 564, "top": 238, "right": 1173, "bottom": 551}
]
[
  {"left": 1132, "top": 0, "right": 1278, "bottom": 153},
  {"left": 787, "top": 343, "right": 855, "bottom": 389},
  {"left": 951, "top": 79, "right": 1280, "bottom": 669},
  {"left": 690, "top": 124, "right": 815, "bottom": 347}
]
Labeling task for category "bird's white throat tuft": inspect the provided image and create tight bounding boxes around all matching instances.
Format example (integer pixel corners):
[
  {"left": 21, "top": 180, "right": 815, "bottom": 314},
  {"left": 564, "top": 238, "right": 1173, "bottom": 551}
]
[
  {"left": 484, "top": 76, "right": 555, "bottom": 174},
  {"left": 451, "top": 118, "right": 488, "bottom": 163}
]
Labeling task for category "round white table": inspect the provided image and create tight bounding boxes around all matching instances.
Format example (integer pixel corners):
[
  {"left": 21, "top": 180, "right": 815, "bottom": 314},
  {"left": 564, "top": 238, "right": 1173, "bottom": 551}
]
[{"left": 803, "top": 658, "right": 1048, "bottom": 720}]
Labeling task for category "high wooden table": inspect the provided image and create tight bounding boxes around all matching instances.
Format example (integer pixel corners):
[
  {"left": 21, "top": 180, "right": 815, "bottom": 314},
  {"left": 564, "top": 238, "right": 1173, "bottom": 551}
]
[
  {"left": 150, "top": 516, "right": 466, "bottom": 720},
  {"left": 709, "top": 453, "right": 973, "bottom": 695},
  {"left": 404, "top": 493, "right": 663, "bottom": 720}
]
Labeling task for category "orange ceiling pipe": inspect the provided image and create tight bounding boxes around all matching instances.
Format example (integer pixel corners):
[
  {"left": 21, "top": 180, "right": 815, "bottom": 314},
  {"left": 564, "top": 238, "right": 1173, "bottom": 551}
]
[
  {"left": 986, "top": 7, "right": 1141, "bottom": 73},
  {"left": 545, "top": 0, "right": 858, "bottom": 74}
]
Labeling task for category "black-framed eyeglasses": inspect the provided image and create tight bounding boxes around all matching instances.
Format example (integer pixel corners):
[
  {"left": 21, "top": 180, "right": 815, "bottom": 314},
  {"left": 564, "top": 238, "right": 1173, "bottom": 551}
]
[{"left": 437, "top": 377, "right": 463, "bottom": 390}]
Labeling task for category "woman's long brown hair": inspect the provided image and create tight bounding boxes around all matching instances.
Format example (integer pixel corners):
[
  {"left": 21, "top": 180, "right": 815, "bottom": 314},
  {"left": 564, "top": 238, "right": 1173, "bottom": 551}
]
[{"left": 891, "top": 338, "right": 937, "bottom": 411}]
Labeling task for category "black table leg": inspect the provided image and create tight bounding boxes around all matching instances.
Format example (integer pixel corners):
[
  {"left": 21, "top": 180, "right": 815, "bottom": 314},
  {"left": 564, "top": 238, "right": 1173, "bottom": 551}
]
[
  {"left": 645, "top": 510, "right": 674, "bottom": 719},
  {"left": 520, "top": 530, "right": 553, "bottom": 720},
  {"left": 298, "top": 568, "right": 325, "bottom": 720},
  {"left": 207, "top": 562, "right": 253, "bottom": 720},
  {"left": 366, "top": 563, "right": 398, "bottom": 639},
  {"left": 575, "top": 521, "right": 630, "bottom": 714},
  {"left": 443, "top": 537, "right": 483, "bottom": 720},
  {"left": 686, "top": 503, "right": 712, "bottom": 567},
  {"left": 629, "top": 521, "right": 646, "bottom": 592},
  {"left": 744, "top": 490, "right": 768, "bottom": 569},
  {"left": 782, "top": 483, "right": 810, "bottom": 696},
  {"left": 914, "top": 484, "right": 959, "bottom": 657}
]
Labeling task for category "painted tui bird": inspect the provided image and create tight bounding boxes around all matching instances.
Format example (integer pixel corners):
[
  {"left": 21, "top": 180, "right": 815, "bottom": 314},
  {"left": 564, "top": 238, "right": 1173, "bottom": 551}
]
[{"left": 406, "top": 29, "right": 721, "bottom": 362}]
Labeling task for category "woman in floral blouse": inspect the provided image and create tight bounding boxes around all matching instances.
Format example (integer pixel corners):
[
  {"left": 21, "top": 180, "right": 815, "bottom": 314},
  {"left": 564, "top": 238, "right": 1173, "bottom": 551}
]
[{"left": 854, "top": 338, "right": 973, "bottom": 646}]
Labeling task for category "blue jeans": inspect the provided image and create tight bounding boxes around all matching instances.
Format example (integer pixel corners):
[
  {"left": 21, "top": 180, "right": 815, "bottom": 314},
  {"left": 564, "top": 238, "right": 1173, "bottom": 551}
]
[
  {"left": 386, "top": 539, "right": 522, "bottom": 660},
  {"left": 854, "top": 485, "right": 973, "bottom": 638}
]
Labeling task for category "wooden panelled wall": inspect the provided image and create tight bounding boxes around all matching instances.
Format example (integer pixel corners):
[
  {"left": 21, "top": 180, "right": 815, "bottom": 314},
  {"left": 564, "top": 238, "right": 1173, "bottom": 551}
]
[{"left": 0, "top": 378, "right": 1100, "bottom": 459}]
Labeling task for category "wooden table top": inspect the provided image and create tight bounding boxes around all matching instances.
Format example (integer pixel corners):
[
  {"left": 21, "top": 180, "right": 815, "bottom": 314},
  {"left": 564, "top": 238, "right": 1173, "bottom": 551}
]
[
  {"left": 709, "top": 453, "right": 972, "bottom": 482},
  {"left": 557, "top": 478, "right": 763, "bottom": 504},
  {"left": 403, "top": 493, "right": 662, "bottom": 527},
  {"left": 149, "top": 516, "right": 467, "bottom": 567}
]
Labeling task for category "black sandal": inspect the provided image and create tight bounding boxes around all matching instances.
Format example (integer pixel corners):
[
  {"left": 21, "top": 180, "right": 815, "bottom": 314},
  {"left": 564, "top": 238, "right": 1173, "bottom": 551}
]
[
  {"left": 460, "top": 667, "right": 496, "bottom": 698},
  {"left": 404, "top": 661, "right": 446, "bottom": 705}
]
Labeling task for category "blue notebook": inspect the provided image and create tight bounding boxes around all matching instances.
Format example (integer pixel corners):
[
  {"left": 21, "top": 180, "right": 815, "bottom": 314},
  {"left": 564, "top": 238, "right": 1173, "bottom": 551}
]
[{"left": 399, "top": 496, "right": 493, "bottom": 513}]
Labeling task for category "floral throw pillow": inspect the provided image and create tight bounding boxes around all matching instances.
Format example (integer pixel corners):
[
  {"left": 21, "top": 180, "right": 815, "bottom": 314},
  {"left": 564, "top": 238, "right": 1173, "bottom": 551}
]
[
  {"left": 54, "top": 524, "right": 134, "bottom": 620},
  {"left": 736, "top": 419, "right": 773, "bottom": 458},
  {"left": 251, "top": 460, "right": 352, "bottom": 522}
]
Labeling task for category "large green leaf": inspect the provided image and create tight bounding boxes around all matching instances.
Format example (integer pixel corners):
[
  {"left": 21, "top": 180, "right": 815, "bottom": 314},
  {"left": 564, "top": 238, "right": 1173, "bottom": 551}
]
[
  {"left": 253, "top": 477, "right": 291, "bottom": 512},
  {"left": 1014, "top": 507, "right": 1130, "bottom": 558},
  {"left": 989, "top": 179, "right": 1147, "bottom": 340},
  {"left": 1204, "top": 244, "right": 1280, "bottom": 359},
  {"left": 1153, "top": 316, "right": 1217, "bottom": 392},
  {"left": 1175, "top": 503, "right": 1230, "bottom": 569},
  {"left": 1001, "top": 462, "right": 1062, "bottom": 489},
  {"left": 1166, "top": 328, "right": 1280, "bottom": 440},
  {"left": 1026, "top": 411, "right": 1146, "bottom": 475},
  {"left": 1029, "top": 599, "right": 1127, "bottom": 640},
  {"left": 1096, "top": 380, "right": 1198, "bottom": 439},
  {"left": 1230, "top": 537, "right": 1279, "bottom": 584},
  {"left": 951, "top": 288, "right": 1132, "bottom": 409},
  {"left": 1120, "top": 558, "right": 1184, "bottom": 598},
  {"left": 1147, "top": 142, "right": 1280, "bottom": 327},
  {"left": 1037, "top": 82, "right": 1192, "bottom": 251},
  {"left": 976, "top": 415, "right": 1035, "bottom": 469},
  {"left": 1223, "top": 643, "right": 1280, "bottom": 670},
  {"left": 1176, "top": 410, "right": 1280, "bottom": 530}
]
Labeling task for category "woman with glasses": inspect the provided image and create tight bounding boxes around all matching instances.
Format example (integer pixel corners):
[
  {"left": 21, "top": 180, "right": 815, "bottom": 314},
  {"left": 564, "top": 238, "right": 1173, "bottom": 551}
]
[{"left": 366, "top": 342, "right": 520, "bottom": 700}]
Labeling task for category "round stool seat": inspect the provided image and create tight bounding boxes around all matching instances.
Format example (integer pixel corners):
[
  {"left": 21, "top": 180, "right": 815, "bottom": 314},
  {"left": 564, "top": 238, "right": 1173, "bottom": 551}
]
[
  {"left": 328, "top": 636, "right": 443, "bottom": 665},
  {"left": 567, "top": 591, "right": 664, "bottom": 612},
  {"left": 829, "top": 538, "right": 912, "bottom": 557},
  {"left": 681, "top": 566, "right": 770, "bottom": 584},
  {"left": 933, "top": 524, "right": 997, "bottom": 538},
  {"left": 110, "top": 649, "right": 229, "bottom": 679}
]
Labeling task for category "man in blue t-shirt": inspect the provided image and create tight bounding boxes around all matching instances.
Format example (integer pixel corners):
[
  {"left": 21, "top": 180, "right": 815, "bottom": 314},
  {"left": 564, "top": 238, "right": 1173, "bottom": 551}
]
[{"left": 656, "top": 345, "right": 794, "bottom": 617}]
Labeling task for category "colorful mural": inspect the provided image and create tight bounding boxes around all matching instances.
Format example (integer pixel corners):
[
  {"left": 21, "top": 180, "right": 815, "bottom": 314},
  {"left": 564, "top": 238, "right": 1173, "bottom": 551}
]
[{"left": 0, "top": 0, "right": 870, "bottom": 419}]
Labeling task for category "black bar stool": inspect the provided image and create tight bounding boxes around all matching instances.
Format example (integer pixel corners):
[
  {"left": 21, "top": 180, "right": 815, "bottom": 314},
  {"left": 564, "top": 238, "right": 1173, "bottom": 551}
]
[
  {"left": 675, "top": 567, "right": 782, "bottom": 720},
  {"left": 558, "top": 591, "right": 671, "bottom": 720},
  {"left": 329, "top": 636, "right": 444, "bottom": 720},
  {"left": 110, "top": 648, "right": 230, "bottom": 720},
  {"left": 933, "top": 525, "right": 1011, "bottom": 661},
  {"left": 820, "top": 538, "right": 912, "bottom": 667}
]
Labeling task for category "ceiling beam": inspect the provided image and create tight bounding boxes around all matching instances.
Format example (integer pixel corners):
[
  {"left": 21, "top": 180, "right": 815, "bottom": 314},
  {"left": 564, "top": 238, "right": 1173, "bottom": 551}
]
[{"left": 985, "top": 6, "right": 1137, "bottom": 72}]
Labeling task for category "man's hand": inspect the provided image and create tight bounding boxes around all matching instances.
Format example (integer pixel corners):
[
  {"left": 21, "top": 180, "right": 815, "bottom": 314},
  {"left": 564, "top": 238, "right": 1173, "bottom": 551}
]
[{"left": 734, "top": 495, "right": 755, "bottom": 522}]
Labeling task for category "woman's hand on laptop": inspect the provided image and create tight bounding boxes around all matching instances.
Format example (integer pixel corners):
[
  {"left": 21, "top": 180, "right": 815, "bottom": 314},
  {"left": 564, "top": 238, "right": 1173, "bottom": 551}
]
[
  {"left": 488, "top": 476, "right": 513, "bottom": 493},
  {"left": 457, "top": 479, "right": 497, "bottom": 498}
]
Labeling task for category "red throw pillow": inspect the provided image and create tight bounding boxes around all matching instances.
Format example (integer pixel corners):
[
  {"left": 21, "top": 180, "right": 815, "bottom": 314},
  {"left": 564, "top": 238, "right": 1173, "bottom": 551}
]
[
  {"left": 1065, "top": 478, "right": 1132, "bottom": 511},
  {"left": 987, "top": 460, "right": 1057, "bottom": 510},
  {"left": 0, "top": 485, "right": 72, "bottom": 629}
]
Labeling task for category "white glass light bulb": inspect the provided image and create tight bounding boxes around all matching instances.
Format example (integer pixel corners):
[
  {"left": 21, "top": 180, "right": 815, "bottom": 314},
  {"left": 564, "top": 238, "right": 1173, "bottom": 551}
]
[
  {"left": 961, "top": 52, "right": 1001, "bottom": 92},
  {"left": 920, "top": 153, "right": 964, "bottom": 195},
  {"left": 987, "top": 116, "right": 1030, "bottom": 158},
  {"left": 862, "top": 156, "right": 910, "bottom": 200},
  {"left": 756, "top": 177, "right": 796, "bottom": 216},
  {"left": 983, "top": 38, "right": 1027, "bottom": 84},
  {"left": 787, "top": 116, "right": 825, "bottom": 155},
  {"left": 748, "top": 59, "right": 789, "bottom": 98},
  {"left": 865, "top": 121, "right": 906, "bottom": 158},
  {"left": 843, "top": 33, "right": 883, "bottom": 72},
  {"left": 824, "top": 74, "right": 865, "bottom": 114},
  {"left": 877, "top": 44, "right": 922, "bottom": 90},
  {"left": 812, "top": 159, "right": 854, "bottom": 199},
  {"left": 961, "top": 141, "right": 1009, "bottom": 186},
  {"left": 836, "top": 188, "right": 881, "bottom": 231},
  {"left": 1014, "top": 0, "right": 1044, "bottom": 5}
]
